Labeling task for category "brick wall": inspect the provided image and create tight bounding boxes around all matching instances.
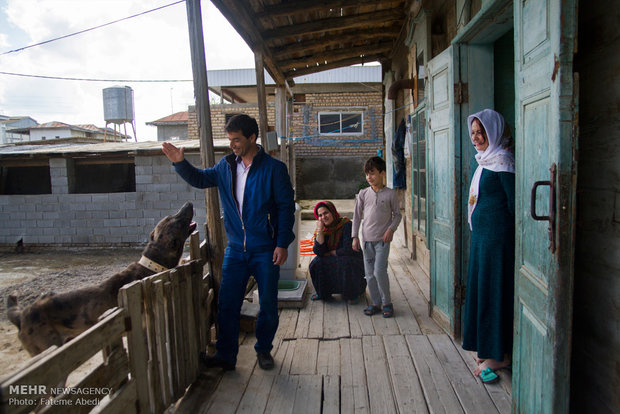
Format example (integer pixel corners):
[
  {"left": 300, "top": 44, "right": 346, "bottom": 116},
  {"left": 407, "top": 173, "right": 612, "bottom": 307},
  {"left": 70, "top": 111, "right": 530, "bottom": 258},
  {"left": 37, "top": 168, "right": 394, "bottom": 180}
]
[
  {"left": 187, "top": 106, "right": 198, "bottom": 140},
  {"left": 188, "top": 103, "right": 276, "bottom": 142},
  {"left": 187, "top": 91, "right": 383, "bottom": 158},
  {"left": 291, "top": 91, "right": 383, "bottom": 158},
  {"left": 0, "top": 154, "right": 209, "bottom": 247}
]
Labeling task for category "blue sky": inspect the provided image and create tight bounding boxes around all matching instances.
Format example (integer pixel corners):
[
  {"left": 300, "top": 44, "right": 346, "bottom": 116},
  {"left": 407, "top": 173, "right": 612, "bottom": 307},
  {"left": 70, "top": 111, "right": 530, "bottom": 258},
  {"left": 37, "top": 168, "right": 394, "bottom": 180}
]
[{"left": 0, "top": 0, "right": 254, "bottom": 140}]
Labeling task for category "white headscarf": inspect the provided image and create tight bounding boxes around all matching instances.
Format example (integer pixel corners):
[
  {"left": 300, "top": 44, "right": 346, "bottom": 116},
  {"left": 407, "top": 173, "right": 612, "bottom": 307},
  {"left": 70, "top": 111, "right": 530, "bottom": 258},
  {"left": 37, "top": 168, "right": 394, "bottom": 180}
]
[{"left": 467, "top": 109, "right": 515, "bottom": 230}]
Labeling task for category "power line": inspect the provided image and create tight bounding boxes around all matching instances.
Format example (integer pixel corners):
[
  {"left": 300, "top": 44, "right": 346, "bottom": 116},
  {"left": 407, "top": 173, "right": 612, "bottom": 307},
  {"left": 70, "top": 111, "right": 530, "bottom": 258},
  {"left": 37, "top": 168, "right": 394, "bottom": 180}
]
[
  {"left": 0, "top": 71, "right": 191, "bottom": 83},
  {"left": 0, "top": 0, "right": 186, "bottom": 56}
]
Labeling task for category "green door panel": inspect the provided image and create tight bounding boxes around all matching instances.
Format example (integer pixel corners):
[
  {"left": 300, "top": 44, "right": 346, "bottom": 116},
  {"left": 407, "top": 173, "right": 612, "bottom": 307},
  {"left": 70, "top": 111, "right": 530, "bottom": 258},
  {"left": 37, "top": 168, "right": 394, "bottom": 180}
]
[
  {"left": 427, "top": 45, "right": 462, "bottom": 335},
  {"left": 513, "top": 0, "right": 577, "bottom": 412}
]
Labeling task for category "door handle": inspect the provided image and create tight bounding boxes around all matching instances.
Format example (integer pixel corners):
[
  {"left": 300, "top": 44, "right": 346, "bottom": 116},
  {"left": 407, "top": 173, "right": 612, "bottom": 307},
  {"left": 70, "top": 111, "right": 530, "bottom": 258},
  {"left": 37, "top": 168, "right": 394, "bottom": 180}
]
[{"left": 530, "top": 163, "right": 557, "bottom": 253}]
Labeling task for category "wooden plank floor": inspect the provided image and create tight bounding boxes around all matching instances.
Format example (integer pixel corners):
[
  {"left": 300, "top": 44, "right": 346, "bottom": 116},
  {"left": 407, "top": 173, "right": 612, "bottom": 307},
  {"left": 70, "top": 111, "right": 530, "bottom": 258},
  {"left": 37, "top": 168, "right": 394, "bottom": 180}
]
[{"left": 173, "top": 218, "right": 512, "bottom": 414}]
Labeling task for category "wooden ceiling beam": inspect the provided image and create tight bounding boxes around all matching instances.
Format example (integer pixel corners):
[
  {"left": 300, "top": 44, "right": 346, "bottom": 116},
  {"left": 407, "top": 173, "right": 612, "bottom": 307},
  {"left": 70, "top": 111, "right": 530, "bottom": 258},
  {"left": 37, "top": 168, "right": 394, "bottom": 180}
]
[
  {"left": 279, "top": 42, "right": 393, "bottom": 71},
  {"left": 272, "top": 28, "right": 400, "bottom": 60},
  {"left": 210, "top": 0, "right": 287, "bottom": 85},
  {"left": 284, "top": 54, "right": 386, "bottom": 78},
  {"left": 256, "top": 0, "right": 403, "bottom": 19},
  {"left": 220, "top": 88, "right": 247, "bottom": 104},
  {"left": 262, "top": 9, "right": 405, "bottom": 41}
]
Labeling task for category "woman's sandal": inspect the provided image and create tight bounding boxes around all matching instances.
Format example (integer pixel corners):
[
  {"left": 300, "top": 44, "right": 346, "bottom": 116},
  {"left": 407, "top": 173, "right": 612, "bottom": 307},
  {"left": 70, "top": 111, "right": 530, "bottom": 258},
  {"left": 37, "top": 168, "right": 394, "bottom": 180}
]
[
  {"left": 480, "top": 367, "right": 499, "bottom": 384},
  {"left": 311, "top": 293, "right": 321, "bottom": 301},
  {"left": 382, "top": 304, "right": 394, "bottom": 318},
  {"left": 363, "top": 305, "right": 381, "bottom": 316}
]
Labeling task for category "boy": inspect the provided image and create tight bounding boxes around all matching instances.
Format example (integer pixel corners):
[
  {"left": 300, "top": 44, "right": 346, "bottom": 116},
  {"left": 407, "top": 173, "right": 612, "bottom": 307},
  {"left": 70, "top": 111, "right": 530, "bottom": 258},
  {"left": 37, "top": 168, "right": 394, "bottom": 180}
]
[{"left": 352, "top": 156, "right": 402, "bottom": 318}]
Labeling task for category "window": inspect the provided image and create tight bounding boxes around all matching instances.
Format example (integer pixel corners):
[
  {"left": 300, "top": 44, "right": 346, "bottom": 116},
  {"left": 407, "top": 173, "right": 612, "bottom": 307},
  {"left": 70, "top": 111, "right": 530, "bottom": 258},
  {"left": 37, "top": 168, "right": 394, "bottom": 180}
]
[
  {"left": 410, "top": 107, "right": 427, "bottom": 235},
  {"left": 318, "top": 112, "right": 363, "bottom": 135},
  {"left": 0, "top": 164, "right": 52, "bottom": 195},
  {"left": 68, "top": 158, "right": 136, "bottom": 194}
]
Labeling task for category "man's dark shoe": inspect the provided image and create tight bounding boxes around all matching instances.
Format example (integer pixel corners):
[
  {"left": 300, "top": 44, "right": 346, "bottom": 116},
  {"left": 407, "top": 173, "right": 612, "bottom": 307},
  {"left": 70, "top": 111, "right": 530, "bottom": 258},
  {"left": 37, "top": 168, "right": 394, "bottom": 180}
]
[
  {"left": 200, "top": 352, "right": 235, "bottom": 371},
  {"left": 257, "top": 352, "right": 275, "bottom": 370}
]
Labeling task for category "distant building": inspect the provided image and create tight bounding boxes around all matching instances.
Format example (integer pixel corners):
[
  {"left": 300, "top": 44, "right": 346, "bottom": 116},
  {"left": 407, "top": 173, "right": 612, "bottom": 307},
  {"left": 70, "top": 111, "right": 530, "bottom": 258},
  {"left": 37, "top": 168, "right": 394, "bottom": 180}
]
[
  {"left": 0, "top": 115, "right": 38, "bottom": 144},
  {"left": 145, "top": 112, "right": 189, "bottom": 141},
  {"left": 29, "top": 122, "right": 130, "bottom": 141}
]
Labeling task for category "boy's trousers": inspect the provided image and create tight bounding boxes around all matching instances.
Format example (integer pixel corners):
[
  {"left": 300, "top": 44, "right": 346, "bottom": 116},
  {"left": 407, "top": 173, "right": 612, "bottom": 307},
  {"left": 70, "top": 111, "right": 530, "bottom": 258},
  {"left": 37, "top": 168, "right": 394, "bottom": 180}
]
[{"left": 363, "top": 240, "right": 391, "bottom": 306}]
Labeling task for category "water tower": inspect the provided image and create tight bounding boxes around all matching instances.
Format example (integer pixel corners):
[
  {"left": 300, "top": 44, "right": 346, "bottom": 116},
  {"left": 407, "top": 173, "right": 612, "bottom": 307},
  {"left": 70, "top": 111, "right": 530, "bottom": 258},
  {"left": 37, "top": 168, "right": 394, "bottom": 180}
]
[{"left": 102, "top": 86, "right": 137, "bottom": 141}]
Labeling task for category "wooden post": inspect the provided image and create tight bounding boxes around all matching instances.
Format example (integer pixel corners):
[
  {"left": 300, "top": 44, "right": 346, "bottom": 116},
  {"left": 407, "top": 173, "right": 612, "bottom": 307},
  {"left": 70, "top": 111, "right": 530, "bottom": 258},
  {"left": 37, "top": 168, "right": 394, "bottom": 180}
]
[
  {"left": 186, "top": 0, "right": 225, "bottom": 287},
  {"left": 120, "top": 282, "right": 151, "bottom": 414},
  {"left": 255, "top": 51, "right": 269, "bottom": 146},
  {"left": 275, "top": 85, "right": 288, "bottom": 165}
]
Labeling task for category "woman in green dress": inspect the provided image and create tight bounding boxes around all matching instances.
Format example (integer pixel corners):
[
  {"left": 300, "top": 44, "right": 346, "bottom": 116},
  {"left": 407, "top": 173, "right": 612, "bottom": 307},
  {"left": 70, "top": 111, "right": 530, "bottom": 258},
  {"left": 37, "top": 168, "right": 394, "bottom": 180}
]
[{"left": 462, "top": 109, "right": 515, "bottom": 383}]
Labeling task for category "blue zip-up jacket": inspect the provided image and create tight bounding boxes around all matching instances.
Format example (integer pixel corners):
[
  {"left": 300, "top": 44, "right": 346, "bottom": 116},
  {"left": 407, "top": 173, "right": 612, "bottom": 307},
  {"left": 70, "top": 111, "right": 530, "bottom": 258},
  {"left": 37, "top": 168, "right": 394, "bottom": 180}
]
[{"left": 173, "top": 146, "right": 295, "bottom": 253}]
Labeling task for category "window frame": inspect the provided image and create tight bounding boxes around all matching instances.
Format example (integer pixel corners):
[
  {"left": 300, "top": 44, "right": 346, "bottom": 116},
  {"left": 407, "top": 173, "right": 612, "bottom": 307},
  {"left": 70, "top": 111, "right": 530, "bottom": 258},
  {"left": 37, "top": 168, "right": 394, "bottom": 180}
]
[
  {"left": 410, "top": 103, "right": 427, "bottom": 236},
  {"left": 318, "top": 111, "right": 364, "bottom": 136},
  {"left": 0, "top": 160, "right": 52, "bottom": 195},
  {"left": 68, "top": 157, "right": 136, "bottom": 194}
]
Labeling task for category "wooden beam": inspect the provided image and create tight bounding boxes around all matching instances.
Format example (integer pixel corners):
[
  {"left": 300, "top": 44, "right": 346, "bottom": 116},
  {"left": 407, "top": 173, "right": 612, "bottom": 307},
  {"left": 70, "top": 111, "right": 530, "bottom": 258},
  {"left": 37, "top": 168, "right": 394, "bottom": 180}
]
[
  {"left": 220, "top": 88, "right": 247, "bottom": 103},
  {"left": 256, "top": 0, "right": 403, "bottom": 19},
  {"left": 275, "top": 86, "right": 288, "bottom": 165},
  {"left": 210, "top": 0, "right": 287, "bottom": 85},
  {"left": 262, "top": 9, "right": 405, "bottom": 40},
  {"left": 279, "top": 41, "right": 393, "bottom": 71},
  {"left": 284, "top": 53, "right": 387, "bottom": 78},
  {"left": 255, "top": 51, "right": 269, "bottom": 147},
  {"left": 271, "top": 28, "right": 400, "bottom": 59},
  {"left": 186, "top": 0, "right": 225, "bottom": 287}
]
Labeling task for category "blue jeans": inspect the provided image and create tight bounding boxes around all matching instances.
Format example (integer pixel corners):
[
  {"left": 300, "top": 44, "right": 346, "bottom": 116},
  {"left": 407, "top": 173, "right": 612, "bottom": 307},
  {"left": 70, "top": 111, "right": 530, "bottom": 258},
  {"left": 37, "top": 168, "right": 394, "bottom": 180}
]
[{"left": 216, "top": 247, "right": 280, "bottom": 364}]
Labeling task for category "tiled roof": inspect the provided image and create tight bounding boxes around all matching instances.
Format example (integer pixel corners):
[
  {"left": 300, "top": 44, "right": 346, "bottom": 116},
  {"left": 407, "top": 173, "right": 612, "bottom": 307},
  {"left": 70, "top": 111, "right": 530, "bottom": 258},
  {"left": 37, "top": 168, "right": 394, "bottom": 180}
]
[
  {"left": 31, "top": 122, "right": 73, "bottom": 129},
  {"left": 74, "top": 124, "right": 101, "bottom": 131},
  {"left": 147, "top": 112, "right": 188, "bottom": 125}
]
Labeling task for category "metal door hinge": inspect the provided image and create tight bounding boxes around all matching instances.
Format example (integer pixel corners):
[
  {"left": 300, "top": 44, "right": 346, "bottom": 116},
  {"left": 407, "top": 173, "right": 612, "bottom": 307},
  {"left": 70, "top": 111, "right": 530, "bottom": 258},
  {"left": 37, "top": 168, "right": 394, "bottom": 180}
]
[{"left": 455, "top": 81, "right": 468, "bottom": 104}]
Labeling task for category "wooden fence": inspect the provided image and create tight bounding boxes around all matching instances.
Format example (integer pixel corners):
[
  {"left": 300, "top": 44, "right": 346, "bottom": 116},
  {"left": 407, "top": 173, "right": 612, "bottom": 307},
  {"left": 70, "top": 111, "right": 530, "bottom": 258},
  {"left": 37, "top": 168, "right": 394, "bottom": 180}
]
[{"left": 0, "top": 231, "right": 215, "bottom": 414}]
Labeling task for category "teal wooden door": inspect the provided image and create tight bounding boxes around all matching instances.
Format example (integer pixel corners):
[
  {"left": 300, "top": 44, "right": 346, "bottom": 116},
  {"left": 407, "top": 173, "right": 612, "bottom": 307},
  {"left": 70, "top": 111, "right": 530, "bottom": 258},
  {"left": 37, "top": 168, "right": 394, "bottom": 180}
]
[
  {"left": 513, "top": 0, "right": 577, "bottom": 412},
  {"left": 427, "top": 46, "right": 462, "bottom": 335}
]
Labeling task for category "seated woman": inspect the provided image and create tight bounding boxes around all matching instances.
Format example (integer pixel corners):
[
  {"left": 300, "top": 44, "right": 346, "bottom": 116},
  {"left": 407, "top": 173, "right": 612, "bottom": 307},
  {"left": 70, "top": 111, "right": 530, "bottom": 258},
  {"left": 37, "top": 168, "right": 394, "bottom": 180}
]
[{"left": 309, "top": 201, "right": 366, "bottom": 303}]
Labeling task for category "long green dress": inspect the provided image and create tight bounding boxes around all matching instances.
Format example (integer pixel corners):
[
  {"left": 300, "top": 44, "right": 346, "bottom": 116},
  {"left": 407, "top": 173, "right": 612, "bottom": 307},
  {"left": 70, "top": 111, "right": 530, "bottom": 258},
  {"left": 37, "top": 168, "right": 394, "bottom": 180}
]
[{"left": 462, "top": 168, "right": 515, "bottom": 361}]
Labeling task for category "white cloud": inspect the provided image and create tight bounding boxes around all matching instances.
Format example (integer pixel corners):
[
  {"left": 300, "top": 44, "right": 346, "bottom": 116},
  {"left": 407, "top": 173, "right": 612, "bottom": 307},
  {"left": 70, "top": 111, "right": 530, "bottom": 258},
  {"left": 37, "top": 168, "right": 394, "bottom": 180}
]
[{"left": 0, "top": 0, "right": 254, "bottom": 140}]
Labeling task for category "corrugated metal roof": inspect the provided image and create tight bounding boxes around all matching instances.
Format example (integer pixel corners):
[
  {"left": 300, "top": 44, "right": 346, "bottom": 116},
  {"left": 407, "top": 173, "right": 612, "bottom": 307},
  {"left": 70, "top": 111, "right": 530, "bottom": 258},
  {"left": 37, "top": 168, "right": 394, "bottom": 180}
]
[
  {"left": 206, "top": 65, "right": 381, "bottom": 87},
  {"left": 293, "top": 65, "right": 382, "bottom": 84},
  {"left": 207, "top": 69, "right": 276, "bottom": 87},
  {"left": 0, "top": 139, "right": 230, "bottom": 157},
  {"left": 31, "top": 121, "right": 73, "bottom": 129}
]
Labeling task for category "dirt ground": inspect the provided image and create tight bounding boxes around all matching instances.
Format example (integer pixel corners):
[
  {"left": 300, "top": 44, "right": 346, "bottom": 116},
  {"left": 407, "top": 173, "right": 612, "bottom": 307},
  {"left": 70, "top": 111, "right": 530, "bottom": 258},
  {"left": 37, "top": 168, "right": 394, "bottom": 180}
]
[{"left": 0, "top": 246, "right": 144, "bottom": 379}]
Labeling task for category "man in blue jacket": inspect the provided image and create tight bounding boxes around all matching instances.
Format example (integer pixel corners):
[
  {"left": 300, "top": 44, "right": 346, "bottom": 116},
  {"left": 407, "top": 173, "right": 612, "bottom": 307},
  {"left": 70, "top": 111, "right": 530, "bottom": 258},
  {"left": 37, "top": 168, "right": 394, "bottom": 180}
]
[{"left": 162, "top": 114, "right": 295, "bottom": 371}]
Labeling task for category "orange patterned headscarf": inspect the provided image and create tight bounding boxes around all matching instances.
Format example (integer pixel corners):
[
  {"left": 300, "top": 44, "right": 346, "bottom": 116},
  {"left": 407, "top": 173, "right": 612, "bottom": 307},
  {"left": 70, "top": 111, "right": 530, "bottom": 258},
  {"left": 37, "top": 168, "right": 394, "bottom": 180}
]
[{"left": 314, "top": 201, "right": 351, "bottom": 250}]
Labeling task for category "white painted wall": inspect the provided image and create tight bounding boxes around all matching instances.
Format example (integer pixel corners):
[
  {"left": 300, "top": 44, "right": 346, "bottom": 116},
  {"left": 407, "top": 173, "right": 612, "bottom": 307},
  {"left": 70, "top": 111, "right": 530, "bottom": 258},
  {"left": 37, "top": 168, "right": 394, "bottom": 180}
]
[{"left": 30, "top": 128, "right": 75, "bottom": 141}]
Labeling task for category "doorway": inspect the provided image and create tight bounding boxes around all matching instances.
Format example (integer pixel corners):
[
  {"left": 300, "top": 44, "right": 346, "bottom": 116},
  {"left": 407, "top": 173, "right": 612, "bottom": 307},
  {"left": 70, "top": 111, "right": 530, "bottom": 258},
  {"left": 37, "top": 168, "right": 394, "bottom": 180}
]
[
  {"left": 425, "top": 2, "right": 515, "bottom": 340},
  {"left": 457, "top": 27, "right": 516, "bottom": 342}
]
